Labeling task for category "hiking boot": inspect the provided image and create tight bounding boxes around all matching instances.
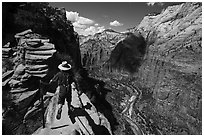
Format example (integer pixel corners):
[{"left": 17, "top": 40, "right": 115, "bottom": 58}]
[{"left": 56, "top": 108, "right": 62, "bottom": 120}]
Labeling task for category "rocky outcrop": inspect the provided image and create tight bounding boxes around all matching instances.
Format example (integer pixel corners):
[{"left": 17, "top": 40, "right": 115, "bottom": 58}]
[
  {"left": 134, "top": 2, "right": 202, "bottom": 135},
  {"left": 7, "top": 30, "right": 56, "bottom": 111},
  {"left": 2, "top": 2, "right": 82, "bottom": 134}
]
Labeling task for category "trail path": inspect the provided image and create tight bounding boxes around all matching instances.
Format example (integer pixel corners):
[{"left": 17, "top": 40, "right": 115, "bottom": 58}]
[
  {"left": 33, "top": 85, "right": 112, "bottom": 135},
  {"left": 33, "top": 87, "right": 78, "bottom": 135}
]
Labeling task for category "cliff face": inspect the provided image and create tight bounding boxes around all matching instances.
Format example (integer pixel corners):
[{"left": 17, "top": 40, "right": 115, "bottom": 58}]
[
  {"left": 2, "top": 2, "right": 82, "bottom": 134},
  {"left": 80, "top": 29, "right": 126, "bottom": 69},
  {"left": 81, "top": 2, "right": 201, "bottom": 135},
  {"left": 135, "top": 2, "right": 202, "bottom": 134}
]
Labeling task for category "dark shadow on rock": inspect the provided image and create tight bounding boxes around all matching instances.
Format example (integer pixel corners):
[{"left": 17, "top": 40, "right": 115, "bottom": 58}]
[
  {"left": 70, "top": 107, "right": 110, "bottom": 135},
  {"left": 109, "top": 32, "right": 146, "bottom": 73},
  {"left": 75, "top": 68, "right": 119, "bottom": 133}
]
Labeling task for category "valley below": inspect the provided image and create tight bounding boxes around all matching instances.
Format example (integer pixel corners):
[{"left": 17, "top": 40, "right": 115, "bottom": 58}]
[{"left": 2, "top": 2, "right": 202, "bottom": 135}]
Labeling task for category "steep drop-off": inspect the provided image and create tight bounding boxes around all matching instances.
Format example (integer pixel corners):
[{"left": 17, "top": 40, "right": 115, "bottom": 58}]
[{"left": 81, "top": 2, "right": 202, "bottom": 135}]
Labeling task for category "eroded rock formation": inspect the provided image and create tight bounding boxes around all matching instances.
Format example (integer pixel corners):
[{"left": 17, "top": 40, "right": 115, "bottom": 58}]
[{"left": 2, "top": 2, "right": 82, "bottom": 134}]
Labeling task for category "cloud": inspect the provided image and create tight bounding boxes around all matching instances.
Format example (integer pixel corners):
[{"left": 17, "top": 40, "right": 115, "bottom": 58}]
[
  {"left": 110, "top": 20, "right": 123, "bottom": 26},
  {"left": 78, "top": 16, "right": 94, "bottom": 25},
  {"left": 66, "top": 11, "right": 94, "bottom": 29},
  {"left": 146, "top": 2, "right": 164, "bottom": 6},
  {"left": 66, "top": 11, "right": 105, "bottom": 36},
  {"left": 66, "top": 11, "right": 94, "bottom": 25},
  {"left": 66, "top": 11, "right": 98, "bottom": 35},
  {"left": 66, "top": 11, "right": 79, "bottom": 22},
  {"left": 72, "top": 22, "right": 86, "bottom": 29}
]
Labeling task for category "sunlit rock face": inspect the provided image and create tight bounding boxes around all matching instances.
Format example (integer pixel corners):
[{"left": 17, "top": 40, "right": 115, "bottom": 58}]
[
  {"left": 80, "top": 2, "right": 202, "bottom": 135},
  {"left": 135, "top": 2, "right": 202, "bottom": 134},
  {"left": 79, "top": 29, "right": 126, "bottom": 69}
]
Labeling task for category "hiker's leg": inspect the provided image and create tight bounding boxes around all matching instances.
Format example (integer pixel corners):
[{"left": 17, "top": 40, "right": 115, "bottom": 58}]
[
  {"left": 66, "top": 85, "right": 72, "bottom": 115},
  {"left": 56, "top": 104, "right": 63, "bottom": 120},
  {"left": 56, "top": 86, "right": 66, "bottom": 119},
  {"left": 58, "top": 86, "right": 66, "bottom": 105}
]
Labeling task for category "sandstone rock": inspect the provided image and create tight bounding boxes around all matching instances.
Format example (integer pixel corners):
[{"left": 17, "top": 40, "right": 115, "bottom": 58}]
[
  {"left": 15, "top": 29, "right": 32, "bottom": 38},
  {"left": 135, "top": 2, "right": 202, "bottom": 135},
  {"left": 25, "top": 69, "right": 48, "bottom": 75},
  {"left": 10, "top": 88, "right": 28, "bottom": 93},
  {"left": 26, "top": 65, "right": 48, "bottom": 71},
  {"left": 8, "top": 79, "right": 22, "bottom": 88},
  {"left": 12, "top": 89, "right": 39, "bottom": 110},
  {"left": 25, "top": 54, "right": 52, "bottom": 61},
  {"left": 25, "top": 43, "right": 55, "bottom": 51},
  {"left": 26, "top": 49, "right": 56, "bottom": 56},
  {"left": 12, "top": 64, "right": 26, "bottom": 79},
  {"left": 2, "top": 70, "right": 14, "bottom": 82},
  {"left": 2, "top": 47, "right": 12, "bottom": 53}
]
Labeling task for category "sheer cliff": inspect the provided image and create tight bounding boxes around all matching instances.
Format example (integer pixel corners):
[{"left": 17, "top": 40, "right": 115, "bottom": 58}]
[{"left": 81, "top": 2, "right": 202, "bottom": 135}]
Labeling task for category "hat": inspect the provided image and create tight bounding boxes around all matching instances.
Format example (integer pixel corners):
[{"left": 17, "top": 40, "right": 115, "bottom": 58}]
[{"left": 58, "top": 61, "right": 72, "bottom": 71}]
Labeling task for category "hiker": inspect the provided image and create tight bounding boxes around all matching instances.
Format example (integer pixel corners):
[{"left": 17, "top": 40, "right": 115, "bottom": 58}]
[{"left": 49, "top": 61, "right": 73, "bottom": 120}]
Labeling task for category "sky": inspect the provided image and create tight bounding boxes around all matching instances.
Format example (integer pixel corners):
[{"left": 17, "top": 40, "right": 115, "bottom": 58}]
[{"left": 49, "top": 2, "right": 184, "bottom": 36}]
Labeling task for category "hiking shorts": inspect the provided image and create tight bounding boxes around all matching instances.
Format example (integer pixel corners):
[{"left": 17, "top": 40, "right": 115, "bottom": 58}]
[{"left": 58, "top": 85, "right": 71, "bottom": 105}]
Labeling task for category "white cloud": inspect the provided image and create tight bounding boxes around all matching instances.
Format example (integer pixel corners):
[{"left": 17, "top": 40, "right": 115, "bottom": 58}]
[
  {"left": 110, "top": 20, "right": 123, "bottom": 26},
  {"left": 78, "top": 16, "right": 94, "bottom": 25},
  {"left": 66, "top": 11, "right": 94, "bottom": 25},
  {"left": 66, "top": 11, "right": 79, "bottom": 22},
  {"left": 73, "top": 22, "right": 86, "bottom": 29},
  {"left": 66, "top": 11, "right": 98, "bottom": 36},
  {"left": 146, "top": 2, "right": 164, "bottom": 6}
]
